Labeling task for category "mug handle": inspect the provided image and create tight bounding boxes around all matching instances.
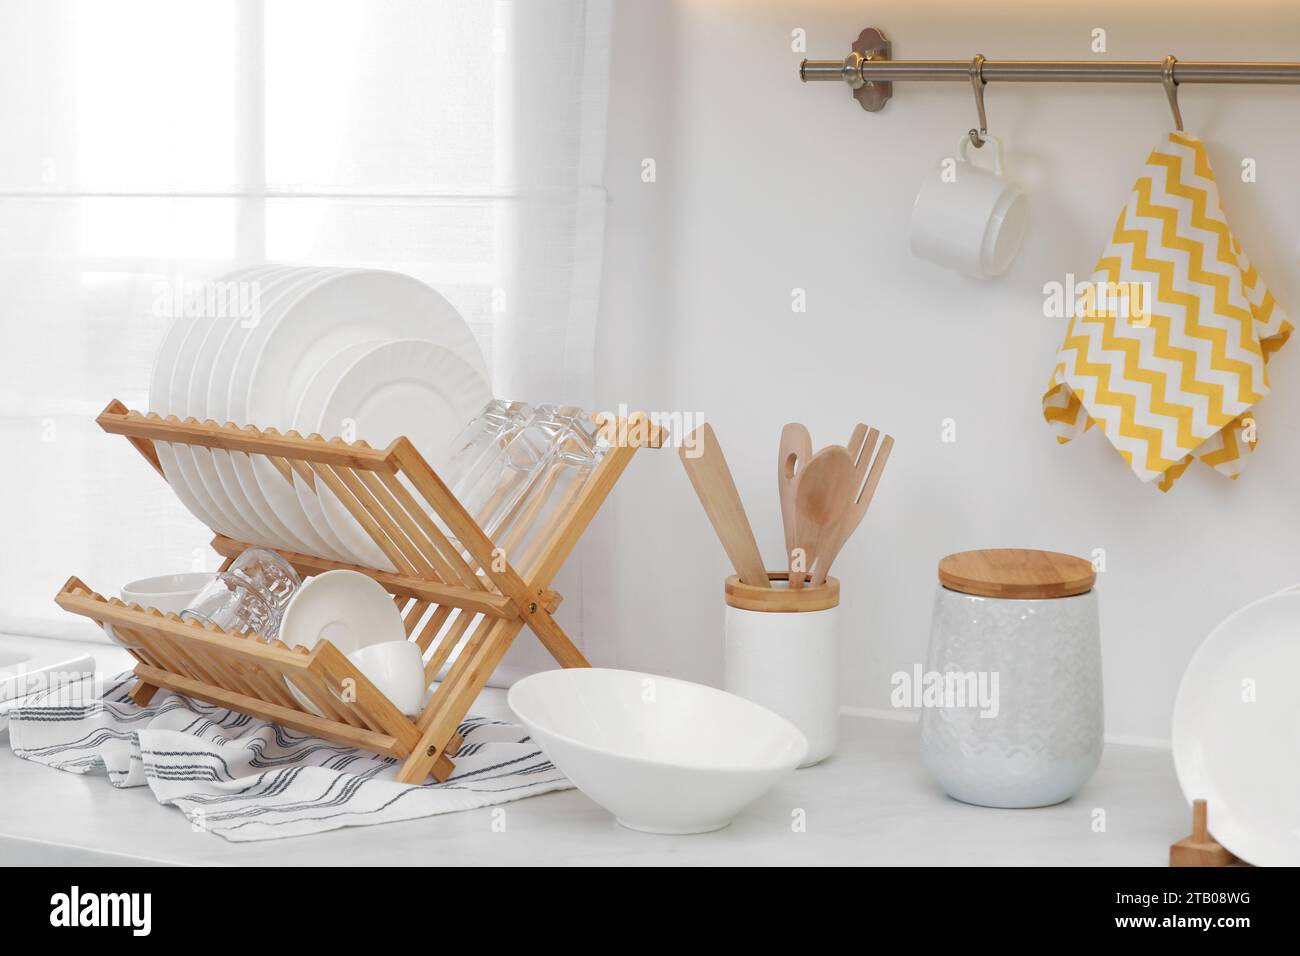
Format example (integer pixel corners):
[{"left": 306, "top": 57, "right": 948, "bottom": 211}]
[{"left": 957, "top": 133, "right": 1004, "bottom": 176}]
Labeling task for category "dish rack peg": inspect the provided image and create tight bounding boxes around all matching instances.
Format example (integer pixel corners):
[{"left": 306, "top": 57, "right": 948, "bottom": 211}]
[{"left": 1169, "top": 800, "right": 1248, "bottom": 867}]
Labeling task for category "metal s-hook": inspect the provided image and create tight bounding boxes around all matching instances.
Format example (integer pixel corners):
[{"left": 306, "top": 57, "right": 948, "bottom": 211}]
[
  {"left": 1163, "top": 54, "right": 1184, "bottom": 131},
  {"left": 968, "top": 54, "right": 989, "bottom": 147}
]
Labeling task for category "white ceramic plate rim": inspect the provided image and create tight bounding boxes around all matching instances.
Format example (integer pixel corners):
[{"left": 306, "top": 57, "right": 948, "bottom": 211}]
[
  {"left": 1171, "top": 586, "right": 1300, "bottom": 867},
  {"left": 508, "top": 668, "right": 809, "bottom": 775},
  {"left": 170, "top": 266, "right": 307, "bottom": 543},
  {"left": 313, "top": 339, "right": 491, "bottom": 569},
  {"left": 288, "top": 339, "right": 388, "bottom": 557},
  {"left": 210, "top": 268, "right": 351, "bottom": 556},
  {"left": 151, "top": 265, "right": 275, "bottom": 534},
  {"left": 243, "top": 271, "right": 488, "bottom": 428}
]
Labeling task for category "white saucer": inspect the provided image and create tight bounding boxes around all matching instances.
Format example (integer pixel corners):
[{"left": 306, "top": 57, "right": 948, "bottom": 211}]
[
  {"left": 279, "top": 570, "right": 406, "bottom": 657},
  {"left": 279, "top": 570, "right": 410, "bottom": 717}
]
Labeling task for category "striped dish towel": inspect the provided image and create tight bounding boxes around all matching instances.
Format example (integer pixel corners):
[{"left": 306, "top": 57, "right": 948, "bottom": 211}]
[
  {"left": 1043, "top": 131, "right": 1292, "bottom": 490},
  {"left": 5, "top": 673, "right": 571, "bottom": 842}
]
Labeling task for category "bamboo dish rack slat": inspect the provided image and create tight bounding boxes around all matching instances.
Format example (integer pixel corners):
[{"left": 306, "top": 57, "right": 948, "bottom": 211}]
[{"left": 57, "top": 399, "right": 663, "bottom": 784}]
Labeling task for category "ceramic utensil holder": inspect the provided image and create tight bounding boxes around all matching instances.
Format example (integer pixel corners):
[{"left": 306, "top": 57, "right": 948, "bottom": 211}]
[
  {"left": 919, "top": 549, "right": 1103, "bottom": 808},
  {"left": 724, "top": 572, "right": 840, "bottom": 767}
]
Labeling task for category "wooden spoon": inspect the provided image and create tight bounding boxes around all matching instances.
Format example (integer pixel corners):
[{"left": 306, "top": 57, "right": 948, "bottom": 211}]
[
  {"left": 811, "top": 428, "right": 894, "bottom": 585},
  {"left": 777, "top": 422, "right": 812, "bottom": 579},
  {"left": 679, "top": 424, "right": 770, "bottom": 587},
  {"left": 790, "top": 445, "right": 854, "bottom": 589}
]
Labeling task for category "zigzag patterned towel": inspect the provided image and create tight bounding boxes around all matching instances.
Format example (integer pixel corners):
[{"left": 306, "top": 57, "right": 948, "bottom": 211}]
[
  {"left": 5, "top": 673, "right": 571, "bottom": 842},
  {"left": 1043, "top": 131, "right": 1291, "bottom": 490}
]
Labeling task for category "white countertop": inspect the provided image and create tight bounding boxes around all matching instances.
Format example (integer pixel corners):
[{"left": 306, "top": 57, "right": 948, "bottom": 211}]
[{"left": 0, "top": 639, "right": 1187, "bottom": 866}]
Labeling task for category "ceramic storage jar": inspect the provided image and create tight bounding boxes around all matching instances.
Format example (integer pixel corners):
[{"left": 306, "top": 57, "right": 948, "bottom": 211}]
[
  {"left": 724, "top": 572, "right": 839, "bottom": 767},
  {"left": 919, "top": 549, "right": 1103, "bottom": 808}
]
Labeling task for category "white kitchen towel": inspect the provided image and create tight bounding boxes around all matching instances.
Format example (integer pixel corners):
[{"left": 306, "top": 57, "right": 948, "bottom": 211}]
[{"left": 5, "top": 673, "right": 572, "bottom": 842}]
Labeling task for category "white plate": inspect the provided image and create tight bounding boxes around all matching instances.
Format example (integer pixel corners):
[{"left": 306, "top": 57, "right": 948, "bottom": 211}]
[
  {"left": 150, "top": 264, "right": 273, "bottom": 535},
  {"left": 290, "top": 340, "right": 387, "bottom": 558},
  {"left": 313, "top": 340, "right": 491, "bottom": 569},
  {"left": 191, "top": 266, "right": 344, "bottom": 554},
  {"left": 233, "top": 270, "right": 487, "bottom": 567},
  {"left": 170, "top": 266, "right": 304, "bottom": 545},
  {"left": 214, "top": 268, "right": 366, "bottom": 560},
  {"left": 228, "top": 269, "right": 359, "bottom": 559},
  {"left": 180, "top": 266, "right": 316, "bottom": 537},
  {"left": 1172, "top": 586, "right": 1300, "bottom": 866}
]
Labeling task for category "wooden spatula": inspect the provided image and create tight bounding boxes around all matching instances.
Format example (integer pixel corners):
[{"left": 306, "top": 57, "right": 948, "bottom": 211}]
[
  {"left": 790, "top": 445, "right": 854, "bottom": 589},
  {"left": 680, "top": 424, "right": 770, "bottom": 587},
  {"left": 811, "top": 426, "right": 894, "bottom": 585},
  {"left": 777, "top": 422, "right": 812, "bottom": 578}
]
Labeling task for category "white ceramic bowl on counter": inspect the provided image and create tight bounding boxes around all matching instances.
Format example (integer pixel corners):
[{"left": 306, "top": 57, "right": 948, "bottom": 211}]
[{"left": 508, "top": 668, "right": 807, "bottom": 834}]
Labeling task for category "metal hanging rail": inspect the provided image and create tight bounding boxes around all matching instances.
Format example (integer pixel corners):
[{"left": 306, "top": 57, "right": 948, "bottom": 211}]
[{"left": 800, "top": 28, "right": 1300, "bottom": 114}]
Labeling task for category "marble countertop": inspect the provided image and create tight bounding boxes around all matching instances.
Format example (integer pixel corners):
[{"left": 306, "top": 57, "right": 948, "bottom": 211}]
[{"left": 0, "top": 640, "right": 1187, "bottom": 866}]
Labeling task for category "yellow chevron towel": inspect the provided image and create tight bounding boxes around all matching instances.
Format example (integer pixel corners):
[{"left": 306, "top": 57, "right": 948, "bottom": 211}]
[{"left": 1043, "top": 132, "right": 1291, "bottom": 491}]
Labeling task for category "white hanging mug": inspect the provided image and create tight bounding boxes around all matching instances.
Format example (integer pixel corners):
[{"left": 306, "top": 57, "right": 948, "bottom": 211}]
[{"left": 909, "top": 134, "right": 1028, "bottom": 279}]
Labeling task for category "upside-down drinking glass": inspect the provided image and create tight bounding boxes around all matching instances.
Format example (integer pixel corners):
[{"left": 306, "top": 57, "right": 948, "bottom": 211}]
[{"left": 180, "top": 547, "right": 301, "bottom": 641}]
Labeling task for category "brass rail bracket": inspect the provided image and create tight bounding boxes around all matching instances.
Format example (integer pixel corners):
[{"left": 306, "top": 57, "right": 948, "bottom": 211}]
[{"left": 801, "top": 27, "right": 892, "bottom": 113}]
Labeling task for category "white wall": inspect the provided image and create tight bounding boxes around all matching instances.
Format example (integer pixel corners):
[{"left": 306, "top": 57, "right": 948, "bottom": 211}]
[{"left": 589, "top": 0, "right": 1300, "bottom": 744}]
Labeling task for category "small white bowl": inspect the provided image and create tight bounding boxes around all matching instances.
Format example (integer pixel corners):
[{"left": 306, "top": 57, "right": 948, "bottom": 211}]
[
  {"left": 286, "top": 640, "right": 426, "bottom": 718},
  {"left": 121, "top": 572, "right": 215, "bottom": 614},
  {"left": 109, "top": 572, "right": 215, "bottom": 648},
  {"left": 348, "top": 640, "right": 426, "bottom": 716},
  {"left": 508, "top": 668, "right": 808, "bottom": 834},
  {"left": 280, "top": 571, "right": 417, "bottom": 718}
]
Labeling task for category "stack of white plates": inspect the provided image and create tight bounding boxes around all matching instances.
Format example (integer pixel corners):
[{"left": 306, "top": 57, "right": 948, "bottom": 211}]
[{"left": 149, "top": 265, "right": 492, "bottom": 570}]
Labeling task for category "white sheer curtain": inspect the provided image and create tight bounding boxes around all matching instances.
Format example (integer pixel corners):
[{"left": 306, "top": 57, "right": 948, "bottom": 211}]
[{"left": 0, "top": 0, "right": 611, "bottom": 657}]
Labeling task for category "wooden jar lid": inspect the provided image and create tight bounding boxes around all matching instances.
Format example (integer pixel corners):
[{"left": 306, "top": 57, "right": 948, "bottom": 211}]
[
  {"left": 937, "top": 549, "right": 1095, "bottom": 599},
  {"left": 725, "top": 573, "right": 840, "bottom": 612}
]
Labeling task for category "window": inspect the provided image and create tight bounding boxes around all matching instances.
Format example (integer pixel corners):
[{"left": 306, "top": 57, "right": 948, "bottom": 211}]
[{"left": 1, "top": 0, "right": 609, "bottom": 645}]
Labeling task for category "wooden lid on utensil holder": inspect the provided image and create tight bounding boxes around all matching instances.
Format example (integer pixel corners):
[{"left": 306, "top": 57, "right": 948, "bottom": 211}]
[
  {"left": 725, "top": 572, "right": 840, "bottom": 612},
  {"left": 937, "top": 548, "right": 1095, "bottom": 599}
]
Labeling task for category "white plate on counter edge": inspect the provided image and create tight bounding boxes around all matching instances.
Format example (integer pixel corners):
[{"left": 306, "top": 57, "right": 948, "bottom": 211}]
[{"left": 1171, "top": 586, "right": 1300, "bottom": 867}]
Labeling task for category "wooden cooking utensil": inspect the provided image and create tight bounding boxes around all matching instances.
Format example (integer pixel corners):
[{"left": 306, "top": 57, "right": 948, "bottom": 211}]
[
  {"left": 847, "top": 423, "right": 879, "bottom": 487},
  {"left": 680, "top": 424, "right": 770, "bottom": 587},
  {"left": 790, "top": 445, "right": 855, "bottom": 589},
  {"left": 811, "top": 428, "right": 894, "bottom": 585},
  {"left": 777, "top": 422, "right": 812, "bottom": 578}
]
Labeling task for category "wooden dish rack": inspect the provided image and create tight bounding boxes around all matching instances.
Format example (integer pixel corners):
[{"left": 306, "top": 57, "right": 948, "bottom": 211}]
[{"left": 56, "top": 399, "right": 662, "bottom": 784}]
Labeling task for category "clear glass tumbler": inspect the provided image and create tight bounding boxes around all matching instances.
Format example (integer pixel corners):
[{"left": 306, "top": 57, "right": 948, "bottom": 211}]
[
  {"left": 483, "top": 405, "right": 607, "bottom": 576},
  {"left": 443, "top": 399, "right": 532, "bottom": 492},
  {"left": 180, "top": 547, "right": 301, "bottom": 641}
]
